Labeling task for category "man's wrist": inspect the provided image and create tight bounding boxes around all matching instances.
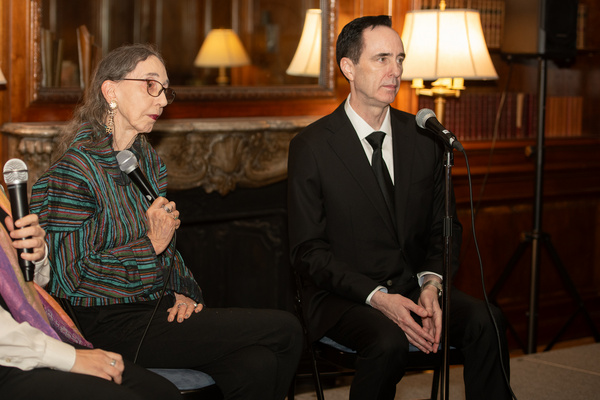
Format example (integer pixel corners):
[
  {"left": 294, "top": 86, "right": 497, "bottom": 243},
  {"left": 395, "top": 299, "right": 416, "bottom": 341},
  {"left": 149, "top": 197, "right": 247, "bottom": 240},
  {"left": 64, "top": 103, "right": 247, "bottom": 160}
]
[
  {"left": 421, "top": 280, "right": 443, "bottom": 297},
  {"left": 366, "top": 285, "right": 387, "bottom": 306}
]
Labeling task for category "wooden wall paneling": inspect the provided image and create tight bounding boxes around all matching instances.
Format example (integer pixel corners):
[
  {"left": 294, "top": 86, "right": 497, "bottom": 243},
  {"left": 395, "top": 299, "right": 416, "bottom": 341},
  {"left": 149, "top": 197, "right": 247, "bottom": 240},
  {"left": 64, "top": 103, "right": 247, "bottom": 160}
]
[
  {"left": 456, "top": 198, "right": 600, "bottom": 346},
  {"left": 0, "top": 0, "right": 8, "bottom": 160},
  {"left": 581, "top": 0, "right": 600, "bottom": 50},
  {"left": 8, "top": 0, "right": 30, "bottom": 123},
  {"left": 393, "top": 0, "right": 418, "bottom": 114},
  {"left": 452, "top": 137, "right": 600, "bottom": 347}
]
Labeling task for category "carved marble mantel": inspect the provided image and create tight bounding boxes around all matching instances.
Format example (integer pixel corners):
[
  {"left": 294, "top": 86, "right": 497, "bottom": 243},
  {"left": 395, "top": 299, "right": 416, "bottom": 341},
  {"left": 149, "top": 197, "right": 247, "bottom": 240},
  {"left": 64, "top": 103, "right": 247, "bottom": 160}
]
[{"left": 1, "top": 116, "right": 319, "bottom": 195}]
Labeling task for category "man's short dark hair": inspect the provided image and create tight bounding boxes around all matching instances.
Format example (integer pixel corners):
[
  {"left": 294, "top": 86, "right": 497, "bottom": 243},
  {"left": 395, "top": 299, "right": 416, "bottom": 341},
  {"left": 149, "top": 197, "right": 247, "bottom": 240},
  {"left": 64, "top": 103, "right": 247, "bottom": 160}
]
[{"left": 336, "top": 15, "right": 392, "bottom": 73}]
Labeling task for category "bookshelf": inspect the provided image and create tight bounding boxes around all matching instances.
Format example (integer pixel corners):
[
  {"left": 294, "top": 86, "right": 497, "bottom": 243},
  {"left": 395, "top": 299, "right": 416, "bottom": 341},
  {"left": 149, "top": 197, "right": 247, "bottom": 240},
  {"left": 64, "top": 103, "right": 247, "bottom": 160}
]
[{"left": 418, "top": 93, "right": 584, "bottom": 141}]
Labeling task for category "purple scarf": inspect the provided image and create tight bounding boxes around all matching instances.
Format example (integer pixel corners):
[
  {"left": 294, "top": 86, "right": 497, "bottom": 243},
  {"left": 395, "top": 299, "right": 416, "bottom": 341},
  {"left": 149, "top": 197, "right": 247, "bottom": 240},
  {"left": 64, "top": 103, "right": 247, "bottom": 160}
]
[{"left": 0, "top": 192, "right": 91, "bottom": 348}]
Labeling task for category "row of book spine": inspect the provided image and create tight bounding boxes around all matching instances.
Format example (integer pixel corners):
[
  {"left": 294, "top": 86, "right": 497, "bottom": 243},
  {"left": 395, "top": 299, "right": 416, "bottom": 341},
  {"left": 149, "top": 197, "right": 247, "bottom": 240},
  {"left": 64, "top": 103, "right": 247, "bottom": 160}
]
[{"left": 417, "top": 93, "right": 583, "bottom": 141}]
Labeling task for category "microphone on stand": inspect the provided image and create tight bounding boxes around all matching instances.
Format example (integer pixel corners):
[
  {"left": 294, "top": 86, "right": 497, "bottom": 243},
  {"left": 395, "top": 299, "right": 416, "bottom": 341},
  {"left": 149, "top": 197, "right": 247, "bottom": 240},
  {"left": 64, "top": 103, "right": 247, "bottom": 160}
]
[
  {"left": 116, "top": 150, "right": 158, "bottom": 202},
  {"left": 3, "top": 159, "right": 35, "bottom": 282},
  {"left": 416, "top": 108, "right": 464, "bottom": 152}
]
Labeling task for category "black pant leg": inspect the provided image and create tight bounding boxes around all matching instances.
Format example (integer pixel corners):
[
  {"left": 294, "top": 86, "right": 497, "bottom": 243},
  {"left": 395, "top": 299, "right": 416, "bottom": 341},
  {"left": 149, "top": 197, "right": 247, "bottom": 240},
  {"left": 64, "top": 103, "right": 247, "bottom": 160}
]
[
  {"left": 326, "top": 305, "right": 410, "bottom": 400},
  {"left": 73, "top": 301, "right": 303, "bottom": 400},
  {"left": 323, "top": 288, "right": 512, "bottom": 400},
  {"left": 448, "top": 288, "right": 512, "bottom": 400},
  {"left": 0, "top": 361, "right": 182, "bottom": 400}
]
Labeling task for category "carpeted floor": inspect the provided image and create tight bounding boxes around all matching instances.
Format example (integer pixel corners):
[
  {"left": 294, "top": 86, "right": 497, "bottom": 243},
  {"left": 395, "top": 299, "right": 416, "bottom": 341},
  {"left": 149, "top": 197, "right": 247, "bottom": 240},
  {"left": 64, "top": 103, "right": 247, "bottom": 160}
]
[{"left": 292, "top": 342, "right": 600, "bottom": 399}]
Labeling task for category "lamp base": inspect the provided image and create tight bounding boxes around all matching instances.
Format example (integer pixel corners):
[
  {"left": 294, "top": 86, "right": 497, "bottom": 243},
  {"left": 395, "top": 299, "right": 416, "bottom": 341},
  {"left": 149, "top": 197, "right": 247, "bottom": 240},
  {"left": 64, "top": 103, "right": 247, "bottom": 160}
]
[
  {"left": 434, "top": 96, "right": 447, "bottom": 126},
  {"left": 216, "top": 66, "right": 229, "bottom": 86},
  {"left": 413, "top": 79, "right": 464, "bottom": 125}
]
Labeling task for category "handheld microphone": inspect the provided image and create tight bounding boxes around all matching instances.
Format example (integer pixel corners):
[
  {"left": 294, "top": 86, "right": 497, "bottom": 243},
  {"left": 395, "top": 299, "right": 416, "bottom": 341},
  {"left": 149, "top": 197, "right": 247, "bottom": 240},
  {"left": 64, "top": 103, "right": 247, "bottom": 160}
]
[
  {"left": 415, "top": 108, "right": 464, "bottom": 152},
  {"left": 116, "top": 150, "right": 158, "bottom": 202},
  {"left": 3, "top": 159, "right": 35, "bottom": 282}
]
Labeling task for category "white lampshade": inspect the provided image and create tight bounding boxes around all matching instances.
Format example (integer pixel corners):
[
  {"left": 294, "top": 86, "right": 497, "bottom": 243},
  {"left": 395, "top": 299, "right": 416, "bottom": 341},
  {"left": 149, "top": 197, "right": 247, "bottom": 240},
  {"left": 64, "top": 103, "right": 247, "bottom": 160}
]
[
  {"left": 0, "top": 68, "right": 6, "bottom": 85},
  {"left": 194, "top": 29, "right": 251, "bottom": 68},
  {"left": 286, "top": 9, "right": 322, "bottom": 77},
  {"left": 401, "top": 9, "right": 498, "bottom": 81},
  {"left": 194, "top": 29, "right": 251, "bottom": 85}
]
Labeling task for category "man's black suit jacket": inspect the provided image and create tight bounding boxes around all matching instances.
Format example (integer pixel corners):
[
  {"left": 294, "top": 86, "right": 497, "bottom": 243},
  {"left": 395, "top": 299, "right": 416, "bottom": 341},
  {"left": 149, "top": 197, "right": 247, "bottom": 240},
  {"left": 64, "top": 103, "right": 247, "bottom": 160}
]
[{"left": 287, "top": 101, "right": 463, "bottom": 341}]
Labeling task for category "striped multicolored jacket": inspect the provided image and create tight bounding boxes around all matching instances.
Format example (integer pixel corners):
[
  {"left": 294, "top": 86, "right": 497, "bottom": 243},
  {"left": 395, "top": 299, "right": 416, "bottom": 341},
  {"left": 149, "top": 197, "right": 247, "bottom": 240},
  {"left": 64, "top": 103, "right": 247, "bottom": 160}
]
[{"left": 30, "top": 123, "right": 203, "bottom": 307}]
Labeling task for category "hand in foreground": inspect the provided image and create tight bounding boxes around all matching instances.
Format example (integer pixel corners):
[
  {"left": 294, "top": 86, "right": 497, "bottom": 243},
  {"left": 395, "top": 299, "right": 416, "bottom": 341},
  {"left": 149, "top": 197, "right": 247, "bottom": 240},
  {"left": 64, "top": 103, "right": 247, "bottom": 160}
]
[
  {"left": 146, "top": 196, "right": 181, "bottom": 255},
  {"left": 370, "top": 290, "right": 437, "bottom": 353},
  {"left": 5, "top": 214, "right": 46, "bottom": 263},
  {"left": 71, "top": 349, "right": 124, "bottom": 384},
  {"left": 167, "top": 293, "right": 203, "bottom": 323}
]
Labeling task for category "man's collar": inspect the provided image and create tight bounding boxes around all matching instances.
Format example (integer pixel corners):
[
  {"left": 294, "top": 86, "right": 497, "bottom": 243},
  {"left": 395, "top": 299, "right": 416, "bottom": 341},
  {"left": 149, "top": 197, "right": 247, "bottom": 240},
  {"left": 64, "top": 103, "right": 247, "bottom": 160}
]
[{"left": 344, "top": 94, "right": 392, "bottom": 140}]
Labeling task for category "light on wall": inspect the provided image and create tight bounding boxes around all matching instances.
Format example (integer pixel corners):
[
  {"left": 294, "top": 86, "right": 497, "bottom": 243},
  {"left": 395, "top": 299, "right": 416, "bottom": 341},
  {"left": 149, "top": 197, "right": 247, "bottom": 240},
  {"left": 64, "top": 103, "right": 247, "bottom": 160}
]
[
  {"left": 286, "top": 9, "right": 322, "bottom": 77},
  {"left": 0, "top": 68, "right": 6, "bottom": 85},
  {"left": 401, "top": 3, "right": 498, "bottom": 123},
  {"left": 194, "top": 29, "right": 251, "bottom": 86}
]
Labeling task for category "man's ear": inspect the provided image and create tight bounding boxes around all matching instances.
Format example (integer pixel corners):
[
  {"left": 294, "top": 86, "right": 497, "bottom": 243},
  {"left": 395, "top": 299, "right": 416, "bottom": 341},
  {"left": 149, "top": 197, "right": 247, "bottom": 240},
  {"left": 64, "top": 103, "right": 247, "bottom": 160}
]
[
  {"left": 340, "top": 57, "right": 354, "bottom": 82},
  {"left": 101, "top": 80, "right": 116, "bottom": 104}
]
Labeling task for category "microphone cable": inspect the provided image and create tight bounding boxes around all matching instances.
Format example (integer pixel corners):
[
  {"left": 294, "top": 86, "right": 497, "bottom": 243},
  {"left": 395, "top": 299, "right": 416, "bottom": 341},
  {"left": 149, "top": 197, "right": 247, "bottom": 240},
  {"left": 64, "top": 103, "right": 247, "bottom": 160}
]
[
  {"left": 458, "top": 147, "right": 519, "bottom": 400},
  {"left": 460, "top": 60, "right": 514, "bottom": 265},
  {"left": 133, "top": 228, "right": 178, "bottom": 364}
]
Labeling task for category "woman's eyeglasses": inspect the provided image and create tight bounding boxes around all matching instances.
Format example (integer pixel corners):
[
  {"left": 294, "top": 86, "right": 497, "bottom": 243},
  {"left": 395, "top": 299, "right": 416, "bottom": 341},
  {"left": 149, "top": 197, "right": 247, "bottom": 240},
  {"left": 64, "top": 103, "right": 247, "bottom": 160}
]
[{"left": 122, "top": 79, "right": 176, "bottom": 104}]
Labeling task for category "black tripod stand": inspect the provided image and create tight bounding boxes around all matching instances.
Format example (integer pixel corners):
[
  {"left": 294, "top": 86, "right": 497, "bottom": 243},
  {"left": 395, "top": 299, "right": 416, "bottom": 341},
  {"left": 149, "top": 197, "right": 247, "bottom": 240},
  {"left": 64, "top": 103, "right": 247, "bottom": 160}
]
[{"left": 488, "top": 57, "right": 600, "bottom": 354}]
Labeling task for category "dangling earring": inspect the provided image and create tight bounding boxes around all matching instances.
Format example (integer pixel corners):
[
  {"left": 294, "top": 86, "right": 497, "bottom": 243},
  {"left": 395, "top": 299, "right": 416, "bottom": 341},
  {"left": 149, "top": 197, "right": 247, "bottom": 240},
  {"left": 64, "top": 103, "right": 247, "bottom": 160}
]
[{"left": 106, "top": 100, "right": 117, "bottom": 135}]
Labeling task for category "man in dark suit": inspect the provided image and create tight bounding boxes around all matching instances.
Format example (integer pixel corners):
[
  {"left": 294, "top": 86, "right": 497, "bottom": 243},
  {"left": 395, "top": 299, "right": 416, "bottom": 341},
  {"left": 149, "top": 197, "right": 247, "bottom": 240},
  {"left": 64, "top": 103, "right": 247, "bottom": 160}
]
[{"left": 287, "top": 15, "right": 511, "bottom": 399}]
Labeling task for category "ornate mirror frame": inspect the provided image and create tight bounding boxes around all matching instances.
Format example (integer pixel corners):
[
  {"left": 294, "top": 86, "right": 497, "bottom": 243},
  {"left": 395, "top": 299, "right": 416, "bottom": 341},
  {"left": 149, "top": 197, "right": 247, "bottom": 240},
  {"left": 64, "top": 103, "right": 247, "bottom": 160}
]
[{"left": 30, "top": 0, "right": 337, "bottom": 104}]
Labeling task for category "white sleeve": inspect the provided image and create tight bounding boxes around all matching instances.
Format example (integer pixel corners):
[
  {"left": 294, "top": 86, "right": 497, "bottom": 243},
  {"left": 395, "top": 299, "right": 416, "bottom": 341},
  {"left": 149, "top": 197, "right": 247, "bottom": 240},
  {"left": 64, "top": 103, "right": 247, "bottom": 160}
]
[
  {"left": 366, "top": 285, "right": 388, "bottom": 306},
  {"left": 417, "top": 271, "right": 443, "bottom": 286},
  {"left": 0, "top": 306, "right": 76, "bottom": 372},
  {"left": 33, "top": 243, "right": 50, "bottom": 287}
]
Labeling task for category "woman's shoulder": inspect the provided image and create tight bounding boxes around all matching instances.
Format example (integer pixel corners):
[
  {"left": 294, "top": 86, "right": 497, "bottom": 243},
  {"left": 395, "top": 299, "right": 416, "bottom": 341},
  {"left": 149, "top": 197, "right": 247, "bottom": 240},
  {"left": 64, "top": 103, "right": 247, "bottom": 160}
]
[{"left": 57, "top": 123, "right": 112, "bottom": 164}]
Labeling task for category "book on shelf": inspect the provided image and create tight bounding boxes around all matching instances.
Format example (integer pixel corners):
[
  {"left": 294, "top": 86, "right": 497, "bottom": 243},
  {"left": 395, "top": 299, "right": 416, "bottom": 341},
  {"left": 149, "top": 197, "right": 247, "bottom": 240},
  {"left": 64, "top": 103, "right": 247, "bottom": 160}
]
[
  {"left": 76, "top": 25, "right": 102, "bottom": 90},
  {"left": 40, "top": 28, "right": 63, "bottom": 87}
]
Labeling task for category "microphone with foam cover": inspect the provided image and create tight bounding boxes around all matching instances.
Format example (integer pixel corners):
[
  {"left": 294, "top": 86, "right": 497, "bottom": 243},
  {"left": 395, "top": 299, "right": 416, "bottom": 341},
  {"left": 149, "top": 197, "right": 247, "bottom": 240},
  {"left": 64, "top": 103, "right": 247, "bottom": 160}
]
[
  {"left": 3, "top": 159, "right": 35, "bottom": 281},
  {"left": 416, "top": 108, "right": 464, "bottom": 152},
  {"left": 116, "top": 150, "right": 158, "bottom": 203}
]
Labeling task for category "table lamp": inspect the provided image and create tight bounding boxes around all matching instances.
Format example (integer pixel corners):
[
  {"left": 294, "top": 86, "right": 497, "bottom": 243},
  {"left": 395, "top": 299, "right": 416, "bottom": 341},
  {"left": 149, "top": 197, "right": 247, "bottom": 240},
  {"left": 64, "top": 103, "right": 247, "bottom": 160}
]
[
  {"left": 194, "top": 29, "right": 251, "bottom": 86},
  {"left": 401, "top": 1, "right": 498, "bottom": 123}
]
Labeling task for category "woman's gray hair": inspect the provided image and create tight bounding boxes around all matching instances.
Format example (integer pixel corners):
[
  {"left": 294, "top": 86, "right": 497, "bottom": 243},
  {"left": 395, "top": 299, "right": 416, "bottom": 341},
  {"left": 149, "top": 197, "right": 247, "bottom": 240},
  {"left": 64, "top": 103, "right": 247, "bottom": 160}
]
[{"left": 53, "top": 43, "right": 165, "bottom": 161}]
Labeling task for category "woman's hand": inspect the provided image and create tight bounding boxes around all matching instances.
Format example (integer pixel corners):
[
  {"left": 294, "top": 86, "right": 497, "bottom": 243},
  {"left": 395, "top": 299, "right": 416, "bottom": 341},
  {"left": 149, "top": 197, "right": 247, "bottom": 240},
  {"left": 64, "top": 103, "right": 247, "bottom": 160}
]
[
  {"left": 146, "top": 196, "right": 180, "bottom": 255},
  {"left": 71, "top": 349, "right": 124, "bottom": 384},
  {"left": 5, "top": 213, "right": 47, "bottom": 263},
  {"left": 167, "top": 293, "right": 203, "bottom": 323}
]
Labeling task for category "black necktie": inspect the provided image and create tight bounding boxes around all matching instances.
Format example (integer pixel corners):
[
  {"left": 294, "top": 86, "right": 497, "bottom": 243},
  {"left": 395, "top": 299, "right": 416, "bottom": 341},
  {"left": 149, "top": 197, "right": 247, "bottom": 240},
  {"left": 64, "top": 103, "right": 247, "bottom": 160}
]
[{"left": 366, "top": 131, "right": 395, "bottom": 218}]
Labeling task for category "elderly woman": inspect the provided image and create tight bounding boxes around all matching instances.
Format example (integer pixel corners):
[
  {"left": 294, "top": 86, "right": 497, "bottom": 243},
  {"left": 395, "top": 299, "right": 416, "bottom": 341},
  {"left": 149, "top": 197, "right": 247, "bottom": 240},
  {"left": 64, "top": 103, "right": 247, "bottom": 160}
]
[{"left": 30, "top": 43, "right": 302, "bottom": 400}]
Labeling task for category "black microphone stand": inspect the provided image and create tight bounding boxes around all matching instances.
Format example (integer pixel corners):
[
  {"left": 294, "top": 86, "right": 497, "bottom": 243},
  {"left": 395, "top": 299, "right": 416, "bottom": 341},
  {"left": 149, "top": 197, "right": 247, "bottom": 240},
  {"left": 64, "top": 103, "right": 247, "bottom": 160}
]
[
  {"left": 439, "top": 147, "right": 454, "bottom": 400},
  {"left": 488, "top": 57, "right": 600, "bottom": 354}
]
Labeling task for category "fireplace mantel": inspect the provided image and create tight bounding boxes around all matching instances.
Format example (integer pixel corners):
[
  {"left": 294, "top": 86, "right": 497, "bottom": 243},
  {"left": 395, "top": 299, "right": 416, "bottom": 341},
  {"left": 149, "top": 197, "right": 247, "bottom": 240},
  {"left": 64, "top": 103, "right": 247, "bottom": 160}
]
[{"left": 1, "top": 116, "right": 319, "bottom": 195}]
